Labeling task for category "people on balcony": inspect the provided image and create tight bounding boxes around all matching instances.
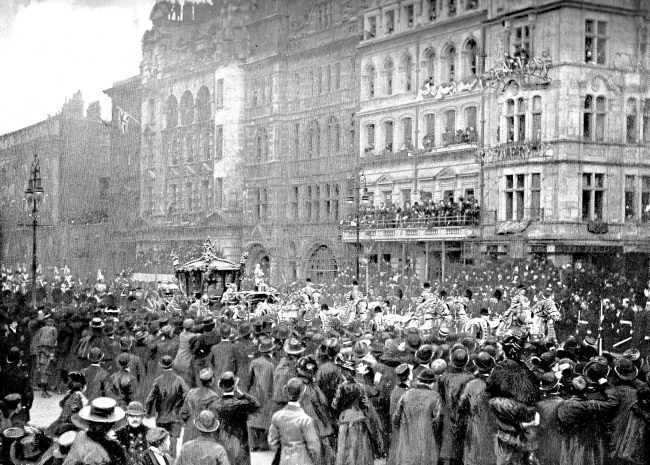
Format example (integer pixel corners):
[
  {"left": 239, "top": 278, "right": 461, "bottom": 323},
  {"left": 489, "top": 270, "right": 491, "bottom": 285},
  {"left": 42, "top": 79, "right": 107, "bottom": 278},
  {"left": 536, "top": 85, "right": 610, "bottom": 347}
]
[{"left": 343, "top": 196, "right": 480, "bottom": 229}]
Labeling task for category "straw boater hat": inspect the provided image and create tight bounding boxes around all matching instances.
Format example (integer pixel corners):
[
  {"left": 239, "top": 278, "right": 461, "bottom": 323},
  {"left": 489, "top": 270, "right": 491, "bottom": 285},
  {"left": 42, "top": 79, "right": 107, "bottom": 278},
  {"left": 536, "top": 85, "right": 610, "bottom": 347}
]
[{"left": 78, "top": 397, "right": 125, "bottom": 424}]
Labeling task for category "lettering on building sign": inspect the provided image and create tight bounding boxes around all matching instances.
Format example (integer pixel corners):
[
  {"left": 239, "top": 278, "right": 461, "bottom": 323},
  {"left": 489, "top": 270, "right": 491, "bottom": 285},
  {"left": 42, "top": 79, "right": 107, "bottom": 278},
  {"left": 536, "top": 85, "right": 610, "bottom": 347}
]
[
  {"left": 479, "top": 141, "right": 554, "bottom": 165},
  {"left": 416, "top": 56, "right": 552, "bottom": 101},
  {"left": 496, "top": 220, "right": 531, "bottom": 235}
]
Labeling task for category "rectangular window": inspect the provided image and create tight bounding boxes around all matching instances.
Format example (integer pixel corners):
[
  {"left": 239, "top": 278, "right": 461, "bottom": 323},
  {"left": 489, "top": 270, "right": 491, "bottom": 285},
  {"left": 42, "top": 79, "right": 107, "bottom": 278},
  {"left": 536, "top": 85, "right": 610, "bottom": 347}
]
[
  {"left": 642, "top": 176, "right": 650, "bottom": 222},
  {"left": 383, "top": 190, "right": 393, "bottom": 205},
  {"left": 326, "top": 65, "right": 331, "bottom": 93},
  {"left": 313, "top": 186, "right": 320, "bottom": 223},
  {"left": 317, "top": 67, "right": 322, "bottom": 94},
  {"left": 625, "top": 175, "right": 636, "bottom": 221},
  {"left": 367, "top": 16, "right": 377, "bottom": 39},
  {"left": 531, "top": 173, "right": 541, "bottom": 220},
  {"left": 306, "top": 186, "right": 312, "bottom": 222},
  {"left": 582, "top": 173, "right": 605, "bottom": 221},
  {"left": 216, "top": 78, "right": 224, "bottom": 108},
  {"left": 148, "top": 98, "right": 155, "bottom": 125},
  {"left": 425, "top": 114, "right": 435, "bottom": 135},
  {"left": 513, "top": 26, "right": 531, "bottom": 57},
  {"left": 216, "top": 125, "right": 223, "bottom": 159},
  {"left": 504, "top": 174, "right": 525, "bottom": 220},
  {"left": 99, "top": 177, "right": 109, "bottom": 200},
  {"left": 644, "top": 99, "right": 650, "bottom": 143},
  {"left": 405, "top": 5, "right": 414, "bottom": 27},
  {"left": 505, "top": 99, "right": 515, "bottom": 142},
  {"left": 596, "top": 96, "right": 606, "bottom": 141},
  {"left": 292, "top": 186, "right": 299, "bottom": 220},
  {"left": 294, "top": 72, "right": 300, "bottom": 99},
  {"left": 516, "top": 98, "right": 526, "bottom": 141},
  {"left": 294, "top": 123, "right": 300, "bottom": 157},
  {"left": 262, "top": 189, "right": 269, "bottom": 222},
  {"left": 334, "top": 63, "right": 340, "bottom": 89},
  {"left": 583, "top": 95, "right": 605, "bottom": 141},
  {"left": 465, "top": 106, "right": 477, "bottom": 132},
  {"left": 384, "top": 121, "right": 394, "bottom": 152},
  {"left": 214, "top": 178, "right": 222, "bottom": 210},
  {"left": 366, "top": 124, "right": 375, "bottom": 149},
  {"left": 402, "top": 117, "right": 413, "bottom": 148},
  {"left": 627, "top": 99, "right": 638, "bottom": 144},
  {"left": 386, "top": 10, "right": 395, "bottom": 34},
  {"left": 532, "top": 96, "right": 542, "bottom": 141},
  {"left": 428, "top": 0, "right": 437, "bottom": 21},
  {"left": 642, "top": 26, "right": 650, "bottom": 70},
  {"left": 448, "top": 0, "right": 456, "bottom": 16},
  {"left": 402, "top": 189, "right": 411, "bottom": 206},
  {"left": 445, "top": 110, "right": 456, "bottom": 134},
  {"left": 585, "top": 20, "right": 607, "bottom": 64}
]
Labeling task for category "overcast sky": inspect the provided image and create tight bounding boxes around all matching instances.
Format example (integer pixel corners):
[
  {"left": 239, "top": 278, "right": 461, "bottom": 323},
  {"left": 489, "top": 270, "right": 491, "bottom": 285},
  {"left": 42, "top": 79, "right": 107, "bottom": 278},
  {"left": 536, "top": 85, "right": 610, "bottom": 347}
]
[{"left": 0, "top": 0, "right": 154, "bottom": 135}]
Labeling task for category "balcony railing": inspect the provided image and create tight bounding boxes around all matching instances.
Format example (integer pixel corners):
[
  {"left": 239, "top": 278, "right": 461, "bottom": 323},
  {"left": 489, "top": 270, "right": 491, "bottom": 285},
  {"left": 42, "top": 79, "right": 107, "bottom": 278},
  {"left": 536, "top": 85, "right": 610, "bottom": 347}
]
[{"left": 343, "top": 214, "right": 481, "bottom": 230}]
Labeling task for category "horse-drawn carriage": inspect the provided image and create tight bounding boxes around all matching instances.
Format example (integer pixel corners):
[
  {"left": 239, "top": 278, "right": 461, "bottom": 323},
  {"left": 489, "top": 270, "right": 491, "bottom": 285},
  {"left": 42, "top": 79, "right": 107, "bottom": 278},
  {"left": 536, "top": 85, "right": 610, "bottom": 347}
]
[{"left": 172, "top": 237, "right": 247, "bottom": 302}]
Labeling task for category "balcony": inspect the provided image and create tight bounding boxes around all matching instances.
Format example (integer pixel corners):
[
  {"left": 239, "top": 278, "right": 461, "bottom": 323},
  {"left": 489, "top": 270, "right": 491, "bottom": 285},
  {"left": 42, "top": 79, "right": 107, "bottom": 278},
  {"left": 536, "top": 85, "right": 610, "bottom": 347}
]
[{"left": 341, "top": 215, "right": 481, "bottom": 242}]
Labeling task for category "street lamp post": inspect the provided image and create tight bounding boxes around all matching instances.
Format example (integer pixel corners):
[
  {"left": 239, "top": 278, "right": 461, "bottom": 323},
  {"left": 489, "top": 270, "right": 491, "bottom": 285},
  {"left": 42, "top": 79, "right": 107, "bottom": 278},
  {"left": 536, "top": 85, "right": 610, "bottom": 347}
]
[
  {"left": 347, "top": 173, "right": 368, "bottom": 280},
  {"left": 25, "top": 152, "right": 44, "bottom": 306}
]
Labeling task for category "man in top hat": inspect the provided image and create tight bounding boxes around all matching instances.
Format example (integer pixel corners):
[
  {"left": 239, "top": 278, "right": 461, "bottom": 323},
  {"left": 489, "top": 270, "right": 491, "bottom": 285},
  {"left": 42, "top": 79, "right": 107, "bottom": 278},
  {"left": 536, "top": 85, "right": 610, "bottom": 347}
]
[
  {"left": 117, "top": 336, "right": 145, "bottom": 387},
  {"left": 115, "top": 401, "right": 150, "bottom": 465},
  {"left": 246, "top": 337, "right": 276, "bottom": 452},
  {"left": 75, "top": 318, "right": 116, "bottom": 371},
  {"left": 106, "top": 353, "right": 138, "bottom": 408},
  {"left": 81, "top": 347, "right": 109, "bottom": 401},
  {"left": 392, "top": 368, "right": 443, "bottom": 465},
  {"left": 181, "top": 368, "right": 220, "bottom": 444},
  {"left": 63, "top": 397, "right": 127, "bottom": 465},
  {"left": 211, "top": 324, "right": 237, "bottom": 380},
  {"left": 211, "top": 371, "right": 259, "bottom": 465},
  {"left": 0, "top": 347, "right": 33, "bottom": 424},
  {"left": 438, "top": 348, "right": 474, "bottom": 465},
  {"left": 43, "top": 430, "right": 76, "bottom": 465},
  {"left": 176, "top": 410, "right": 230, "bottom": 465},
  {"left": 233, "top": 321, "right": 254, "bottom": 390},
  {"left": 610, "top": 357, "right": 645, "bottom": 464},
  {"left": 534, "top": 372, "right": 564, "bottom": 465},
  {"left": 458, "top": 351, "right": 497, "bottom": 465},
  {"left": 146, "top": 355, "right": 189, "bottom": 458},
  {"left": 268, "top": 378, "right": 321, "bottom": 465}
]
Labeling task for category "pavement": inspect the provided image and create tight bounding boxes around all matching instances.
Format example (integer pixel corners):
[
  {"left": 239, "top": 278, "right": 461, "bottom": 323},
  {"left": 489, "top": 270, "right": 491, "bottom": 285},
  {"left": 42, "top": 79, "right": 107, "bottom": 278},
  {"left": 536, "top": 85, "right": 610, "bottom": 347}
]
[{"left": 30, "top": 391, "right": 275, "bottom": 464}]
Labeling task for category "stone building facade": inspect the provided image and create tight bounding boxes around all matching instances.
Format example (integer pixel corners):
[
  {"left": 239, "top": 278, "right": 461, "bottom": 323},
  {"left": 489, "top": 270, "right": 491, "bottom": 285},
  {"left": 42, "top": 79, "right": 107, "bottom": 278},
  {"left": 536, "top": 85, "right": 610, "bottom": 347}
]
[{"left": 0, "top": 92, "right": 112, "bottom": 278}]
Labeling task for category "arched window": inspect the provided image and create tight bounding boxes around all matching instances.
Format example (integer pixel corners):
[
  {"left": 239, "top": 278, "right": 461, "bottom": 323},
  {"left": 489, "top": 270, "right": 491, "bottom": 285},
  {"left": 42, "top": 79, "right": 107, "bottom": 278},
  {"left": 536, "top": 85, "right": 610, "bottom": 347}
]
[
  {"left": 180, "top": 91, "right": 194, "bottom": 125},
  {"left": 334, "top": 120, "right": 340, "bottom": 155},
  {"left": 401, "top": 117, "right": 413, "bottom": 149},
  {"left": 384, "top": 60, "right": 394, "bottom": 95},
  {"left": 366, "top": 65, "right": 376, "bottom": 99},
  {"left": 196, "top": 86, "right": 211, "bottom": 121},
  {"left": 326, "top": 119, "right": 333, "bottom": 156},
  {"left": 307, "top": 245, "right": 339, "bottom": 284},
  {"left": 425, "top": 49, "right": 436, "bottom": 84},
  {"left": 256, "top": 127, "right": 268, "bottom": 161},
  {"left": 465, "top": 39, "right": 478, "bottom": 76},
  {"left": 447, "top": 45, "right": 457, "bottom": 81},
  {"left": 308, "top": 121, "right": 320, "bottom": 158},
  {"left": 403, "top": 55, "right": 413, "bottom": 92},
  {"left": 165, "top": 95, "right": 178, "bottom": 129},
  {"left": 627, "top": 98, "right": 638, "bottom": 143},
  {"left": 186, "top": 182, "right": 194, "bottom": 211}
]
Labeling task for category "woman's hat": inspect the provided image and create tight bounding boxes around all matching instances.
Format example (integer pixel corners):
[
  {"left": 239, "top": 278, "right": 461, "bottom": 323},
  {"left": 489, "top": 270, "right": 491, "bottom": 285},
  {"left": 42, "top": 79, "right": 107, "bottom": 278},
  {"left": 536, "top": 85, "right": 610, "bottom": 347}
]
[
  {"left": 78, "top": 397, "right": 125, "bottom": 424},
  {"left": 194, "top": 410, "right": 220, "bottom": 433},
  {"left": 7, "top": 346, "right": 21, "bottom": 364},
  {"left": 87, "top": 347, "right": 104, "bottom": 363},
  {"left": 582, "top": 360, "right": 610, "bottom": 384}
]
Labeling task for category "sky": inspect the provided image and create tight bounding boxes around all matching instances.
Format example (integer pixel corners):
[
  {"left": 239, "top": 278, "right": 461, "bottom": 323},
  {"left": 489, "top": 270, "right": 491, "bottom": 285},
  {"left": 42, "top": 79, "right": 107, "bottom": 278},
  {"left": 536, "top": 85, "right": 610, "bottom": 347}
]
[{"left": 0, "top": 0, "right": 155, "bottom": 134}]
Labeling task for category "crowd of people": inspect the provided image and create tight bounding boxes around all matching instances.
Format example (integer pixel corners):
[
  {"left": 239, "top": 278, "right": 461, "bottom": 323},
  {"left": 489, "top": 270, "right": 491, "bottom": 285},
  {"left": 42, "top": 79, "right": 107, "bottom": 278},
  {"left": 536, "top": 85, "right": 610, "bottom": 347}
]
[
  {"left": 343, "top": 196, "right": 481, "bottom": 230},
  {"left": 0, "top": 257, "right": 649, "bottom": 465}
]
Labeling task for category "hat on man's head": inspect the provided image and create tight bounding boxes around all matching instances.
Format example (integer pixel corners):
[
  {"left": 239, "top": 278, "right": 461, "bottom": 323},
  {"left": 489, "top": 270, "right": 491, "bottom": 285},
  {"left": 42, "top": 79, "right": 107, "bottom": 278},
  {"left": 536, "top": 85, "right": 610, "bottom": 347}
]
[
  {"left": 474, "top": 351, "right": 496, "bottom": 373},
  {"left": 194, "top": 410, "right": 220, "bottom": 433},
  {"left": 353, "top": 341, "right": 369, "bottom": 359},
  {"left": 88, "top": 347, "right": 104, "bottom": 363},
  {"left": 438, "top": 326, "right": 450, "bottom": 339},
  {"left": 7, "top": 346, "right": 21, "bottom": 364},
  {"left": 258, "top": 337, "right": 276, "bottom": 353},
  {"left": 395, "top": 363, "right": 411, "bottom": 379},
  {"left": 119, "top": 336, "right": 132, "bottom": 351},
  {"left": 89, "top": 317, "right": 104, "bottom": 329},
  {"left": 284, "top": 377, "right": 305, "bottom": 402},
  {"left": 284, "top": 338, "right": 306, "bottom": 355},
  {"left": 199, "top": 368, "right": 214, "bottom": 382},
  {"left": 417, "top": 368, "right": 437, "bottom": 383},
  {"left": 159, "top": 355, "right": 173, "bottom": 369},
  {"left": 431, "top": 359, "right": 448, "bottom": 375},
  {"left": 415, "top": 344, "right": 435, "bottom": 365},
  {"left": 145, "top": 427, "right": 169, "bottom": 446},
  {"left": 539, "top": 372, "right": 559, "bottom": 391},
  {"left": 117, "top": 353, "right": 131, "bottom": 368},
  {"left": 4, "top": 393, "right": 21, "bottom": 409},
  {"left": 451, "top": 348, "right": 469, "bottom": 369},
  {"left": 218, "top": 371, "right": 237, "bottom": 392},
  {"left": 614, "top": 358, "right": 638, "bottom": 381},
  {"left": 238, "top": 322, "right": 252, "bottom": 338},
  {"left": 272, "top": 324, "right": 291, "bottom": 341},
  {"left": 125, "top": 401, "right": 146, "bottom": 416},
  {"left": 406, "top": 333, "right": 422, "bottom": 353},
  {"left": 582, "top": 359, "right": 610, "bottom": 384},
  {"left": 183, "top": 319, "right": 195, "bottom": 331}
]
